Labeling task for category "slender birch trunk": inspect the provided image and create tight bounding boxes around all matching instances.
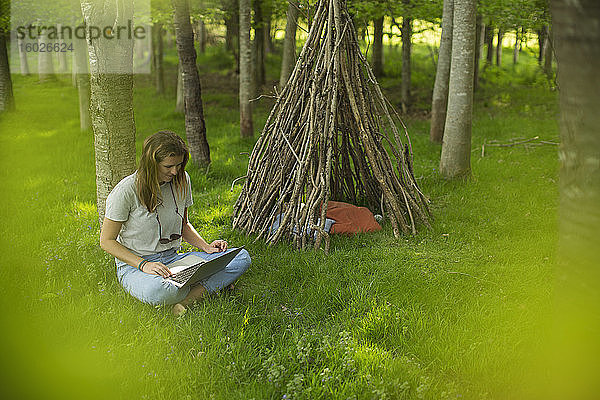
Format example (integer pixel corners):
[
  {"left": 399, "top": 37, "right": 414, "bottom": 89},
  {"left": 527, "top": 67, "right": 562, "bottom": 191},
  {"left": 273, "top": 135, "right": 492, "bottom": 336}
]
[
  {"left": 173, "top": 0, "right": 211, "bottom": 167},
  {"left": 239, "top": 0, "right": 253, "bottom": 137},
  {"left": 175, "top": 63, "right": 184, "bottom": 113},
  {"left": 439, "top": 0, "right": 475, "bottom": 178},
  {"left": 495, "top": 29, "right": 504, "bottom": 66},
  {"left": 401, "top": 16, "right": 412, "bottom": 113},
  {"left": 17, "top": 37, "right": 30, "bottom": 75},
  {"left": 253, "top": 0, "right": 266, "bottom": 89},
  {"left": 0, "top": 32, "right": 15, "bottom": 112},
  {"left": 373, "top": 16, "right": 384, "bottom": 78},
  {"left": 80, "top": 0, "right": 137, "bottom": 222},
  {"left": 74, "top": 29, "right": 90, "bottom": 131},
  {"left": 153, "top": 22, "right": 165, "bottom": 95},
  {"left": 430, "top": 0, "right": 453, "bottom": 144},
  {"left": 38, "top": 29, "right": 55, "bottom": 82},
  {"left": 279, "top": 0, "right": 299, "bottom": 90}
]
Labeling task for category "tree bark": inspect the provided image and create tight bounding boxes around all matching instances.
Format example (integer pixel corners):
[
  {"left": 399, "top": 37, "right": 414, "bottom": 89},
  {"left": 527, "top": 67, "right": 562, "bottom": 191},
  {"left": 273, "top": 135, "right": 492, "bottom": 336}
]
[
  {"left": 37, "top": 29, "right": 55, "bottom": 82},
  {"left": 279, "top": 0, "right": 299, "bottom": 90},
  {"left": 153, "top": 22, "right": 165, "bottom": 95},
  {"left": 17, "top": 37, "right": 30, "bottom": 75},
  {"left": 537, "top": 27, "right": 547, "bottom": 65},
  {"left": 196, "top": 18, "right": 207, "bottom": 53},
  {"left": 495, "top": 29, "right": 504, "bottom": 66},
  {"left": 80, "top": 0, "right": 137, "bottom": 222},
  {"left": 401, "top": 16, "right": 412, "bottom": 113},
  {"left": 485, "top": 25, "right": 494, "bottom": 65},
  {"left": 439, "top": 0, "right": 475, "bottom": 178},
  {"left": 549, "top": 1, "right": 600, "bottom": 398},
  {"left": 73, "top": 29, "right": 90, "bottom": 131},
  {"left": 175, "top": 63, "right": 184, "bottom": 113},
  {"left": 173, "top": 0, "right": 211, "bottom": 167},
  {"left": 430, "top": 0, "right": 453, "bottom": 144},
  {"left": 513, "top": 27, "right": 521, "bottom": 65},
  {"left": 253, "top": 0, "right": 266, "bottom": 89},
  {"left": 543, "top": 25, "right": 554, "bottom": 80},
  {"left": 239, "top": 0, "right": 254, "bottom": 137},
  {"left": 0, "top": 32, "right": 15, "bottom": 113},
  {"left": 56, "top": 24, "right": 68, "bottom": 73},
  {"left": 473, "top": 15, "right": 483, "bottom": 90},
  {"left": 373, "top": 16, "right": 384, "bottom": 78}
]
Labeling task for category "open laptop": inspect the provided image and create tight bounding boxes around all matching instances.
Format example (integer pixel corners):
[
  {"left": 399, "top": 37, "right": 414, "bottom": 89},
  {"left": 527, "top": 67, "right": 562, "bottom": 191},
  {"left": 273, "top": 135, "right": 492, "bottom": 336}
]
[{"left": 165, "top": 246, "right": 244, "bottom": 288}]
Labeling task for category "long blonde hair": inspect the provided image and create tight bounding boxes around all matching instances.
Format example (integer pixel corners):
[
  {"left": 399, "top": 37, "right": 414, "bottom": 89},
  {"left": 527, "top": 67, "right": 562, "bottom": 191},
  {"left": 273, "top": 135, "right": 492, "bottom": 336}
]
[{"left": 136, "top": 131, "right": 190, "bottom": 212}]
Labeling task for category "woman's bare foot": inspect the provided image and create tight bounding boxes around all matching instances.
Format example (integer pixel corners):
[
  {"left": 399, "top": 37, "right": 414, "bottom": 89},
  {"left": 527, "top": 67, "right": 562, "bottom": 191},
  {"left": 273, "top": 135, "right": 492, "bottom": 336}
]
[{"left": 172, "top": 303, "right": 186, "bottom": 317}]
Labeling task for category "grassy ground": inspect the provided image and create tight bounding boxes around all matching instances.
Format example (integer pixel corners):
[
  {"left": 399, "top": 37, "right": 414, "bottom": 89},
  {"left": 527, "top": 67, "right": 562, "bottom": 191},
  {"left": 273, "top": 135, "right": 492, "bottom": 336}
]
[{"left": 0, "top": 43, "right": 558, "bottom": 400}]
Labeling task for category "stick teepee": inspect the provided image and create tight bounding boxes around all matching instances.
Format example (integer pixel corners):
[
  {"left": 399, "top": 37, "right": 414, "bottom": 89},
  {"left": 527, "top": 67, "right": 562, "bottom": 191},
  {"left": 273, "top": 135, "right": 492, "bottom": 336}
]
[{"left": 233, "top": 0, "right": 431, "bottom": 251}]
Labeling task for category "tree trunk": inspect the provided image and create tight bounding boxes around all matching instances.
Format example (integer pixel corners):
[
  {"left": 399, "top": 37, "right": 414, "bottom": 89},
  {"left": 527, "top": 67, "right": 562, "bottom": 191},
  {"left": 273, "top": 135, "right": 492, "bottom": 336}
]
[
  {"left": 71, "top": 50, "right": 78, "bottom": 86},
  {"left": 17, "top": 37, "right": 30, "bottom": 75},
  {"left": 373, "top": 16, "right": 384, "bottom": 77},
  {"left": 56, "top": 24, "right": 68, "bottom": 73},
  {"left": 153, "top": 22, "right": 165, "bottom": 95},
  {"left": 196, "top": 18, "right": 207, "bottom": 53},
  {"left": 253, "top": 0, "right": 266, "bottom": 89},
  {"left": 0, "top": 32, "right": 15, "bottom": 113},
  {"left": 80, "top": 0, "right": 137, "bottom": 222},
  {"left": 172, "top": 0, "right": 211, "bottom": 167},
  {"left": 430, "top": 0, "right": 453, "bottom": 144},
  {"left": 473, "top": 15, "right": 483, "bottom": 91},
  {"left": 264, "top": 6, "right": 274, "bottom": 54},
  {"left": 513, "top": 27, "right": 520, "bottom": 65},
  {"left": 544, "top": 25, "right": 554, "bottom": 80},
  {"left": 485, "top": 25, "right": 494, "bottom": 65},
  {"left": 175, "top": 63, "right": 184, "bottom": 113},
  {"left": 73, "top": 30, "right": 90, "bottom": 131},
  {"left": 401, "top": 16, "right": 412, "bottom": 113},
  {"left": 279, "top": 0, "right": 299, "bottom": 90},
  {"left": 38, "top": 30, "right": 55, "bottom": 82},
  {"left": 224, "top": 5, "right": 239, "bottom": 57},
  {"left": 439, "top": 0, "right": 475, "bottom": 178},
  {"left": 537, "top": 27, "right": 547, "bottom": 65},
  {"left": 239, "top": 0, "right": 254, "bottom": 137},
  {"left": 495, "top": 29, "right": 504, "bottom": 66},
  {"left": 549, "top": 1, "right": 600, "bottom": 398}
]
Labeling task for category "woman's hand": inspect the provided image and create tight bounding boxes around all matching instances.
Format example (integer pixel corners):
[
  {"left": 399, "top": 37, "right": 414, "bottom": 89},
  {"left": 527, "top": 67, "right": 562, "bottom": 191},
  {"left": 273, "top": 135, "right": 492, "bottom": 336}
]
[
  {"left": 204, "top": 240, "right": 228, "bottom": 254},
  {"left": 141, "top": 261, "right": 173, "bottom": 278}
]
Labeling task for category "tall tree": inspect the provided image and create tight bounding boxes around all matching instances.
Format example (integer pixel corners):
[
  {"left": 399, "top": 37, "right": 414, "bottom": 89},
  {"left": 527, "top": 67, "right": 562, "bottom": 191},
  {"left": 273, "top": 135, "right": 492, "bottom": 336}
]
[
  {"left": 73, "top": 20, "right": 90, "bottom": 131},
  {"left": 0, "top": 28, "right": 14, "bottom": 113},
  {"left": 279, "top": 0, "right": 299, "bottom": 89},
  {"left": 495, "top": 28, "right": 504, "bottom": 66},
  {"left": 172, "top": 0, "right": 211, "bottom": 166},
  {"left": 253, "top": 0, "right": 266, "bottom": 89},
  {"left": 430, "top": 0, "right": 453, "bottom": 144},
  {"left": 439, "top": 0, "right": 475, "bottom": 178},
  {"left": 152, "top": 22, "right": 165, "bottom": 95},
  {"left": 0, "top": 0, "right": 13, "bottom": 112},
  {"left": 550, "top": 0, "right": 600, "bottom": 398},
  {"left": 239, "top": 0, "right": 253, "bottom": 137},
  {"left": 400, "top": 15, "right": 412, "bottom": 113},
  {"left": 80, "top": 0, "right": 137, "bottom": 221},
  {"left": 372, "top": 15, "right": 384, "bottom": 77}
]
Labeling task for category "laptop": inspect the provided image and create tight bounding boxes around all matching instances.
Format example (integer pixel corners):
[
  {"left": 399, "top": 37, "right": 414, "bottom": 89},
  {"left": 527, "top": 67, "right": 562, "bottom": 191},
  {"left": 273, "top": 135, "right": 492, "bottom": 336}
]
[{"left": 165, "top": 246, "right": 245, "bottom": 288}]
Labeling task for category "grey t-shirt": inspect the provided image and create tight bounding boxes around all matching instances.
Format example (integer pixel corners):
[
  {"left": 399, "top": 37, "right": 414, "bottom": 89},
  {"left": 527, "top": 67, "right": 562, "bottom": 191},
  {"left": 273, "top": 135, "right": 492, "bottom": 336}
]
[{"left": 105, "top": 171, "right": 193, "bottom": 256}]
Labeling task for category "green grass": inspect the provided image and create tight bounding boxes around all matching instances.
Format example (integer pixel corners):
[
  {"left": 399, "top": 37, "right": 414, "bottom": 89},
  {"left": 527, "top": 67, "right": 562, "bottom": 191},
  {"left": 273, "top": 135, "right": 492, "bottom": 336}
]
[{"left": 0, "top": 42, "right": 557, "bottom": 400}]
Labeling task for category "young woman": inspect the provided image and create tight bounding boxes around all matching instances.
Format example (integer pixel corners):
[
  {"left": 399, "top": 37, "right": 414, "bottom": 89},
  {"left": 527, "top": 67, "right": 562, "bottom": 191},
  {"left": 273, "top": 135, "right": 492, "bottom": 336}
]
[{"left": 99, "top": 131, "right": 250, "bottom": 316}]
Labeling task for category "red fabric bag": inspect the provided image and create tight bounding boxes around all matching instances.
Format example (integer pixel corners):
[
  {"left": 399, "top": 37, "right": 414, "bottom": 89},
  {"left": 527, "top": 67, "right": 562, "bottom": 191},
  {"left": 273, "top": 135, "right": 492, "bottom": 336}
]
[{"left": 326, "top": 201, "right": 381, "bottom": 234}]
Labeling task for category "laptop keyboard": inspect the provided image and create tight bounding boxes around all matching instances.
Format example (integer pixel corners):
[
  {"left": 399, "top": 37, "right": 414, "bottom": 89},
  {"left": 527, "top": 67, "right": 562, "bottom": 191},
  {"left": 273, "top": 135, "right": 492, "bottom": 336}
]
[{"left": 170, "top": 262, "right": 203, "bottom": 284}]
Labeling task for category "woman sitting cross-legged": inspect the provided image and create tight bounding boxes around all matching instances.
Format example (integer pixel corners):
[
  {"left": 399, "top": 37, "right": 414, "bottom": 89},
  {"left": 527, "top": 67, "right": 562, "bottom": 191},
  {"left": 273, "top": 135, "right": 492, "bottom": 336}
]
[{"left": 99, "top": 130, "right": 251, "bottom": 316}]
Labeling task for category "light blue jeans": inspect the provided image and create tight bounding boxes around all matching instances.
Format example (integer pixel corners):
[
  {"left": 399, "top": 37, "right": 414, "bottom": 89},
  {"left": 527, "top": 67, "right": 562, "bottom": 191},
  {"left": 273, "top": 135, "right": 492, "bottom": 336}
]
[{"left": 115, "top": 247, "right": 251, "bottom": 306}]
